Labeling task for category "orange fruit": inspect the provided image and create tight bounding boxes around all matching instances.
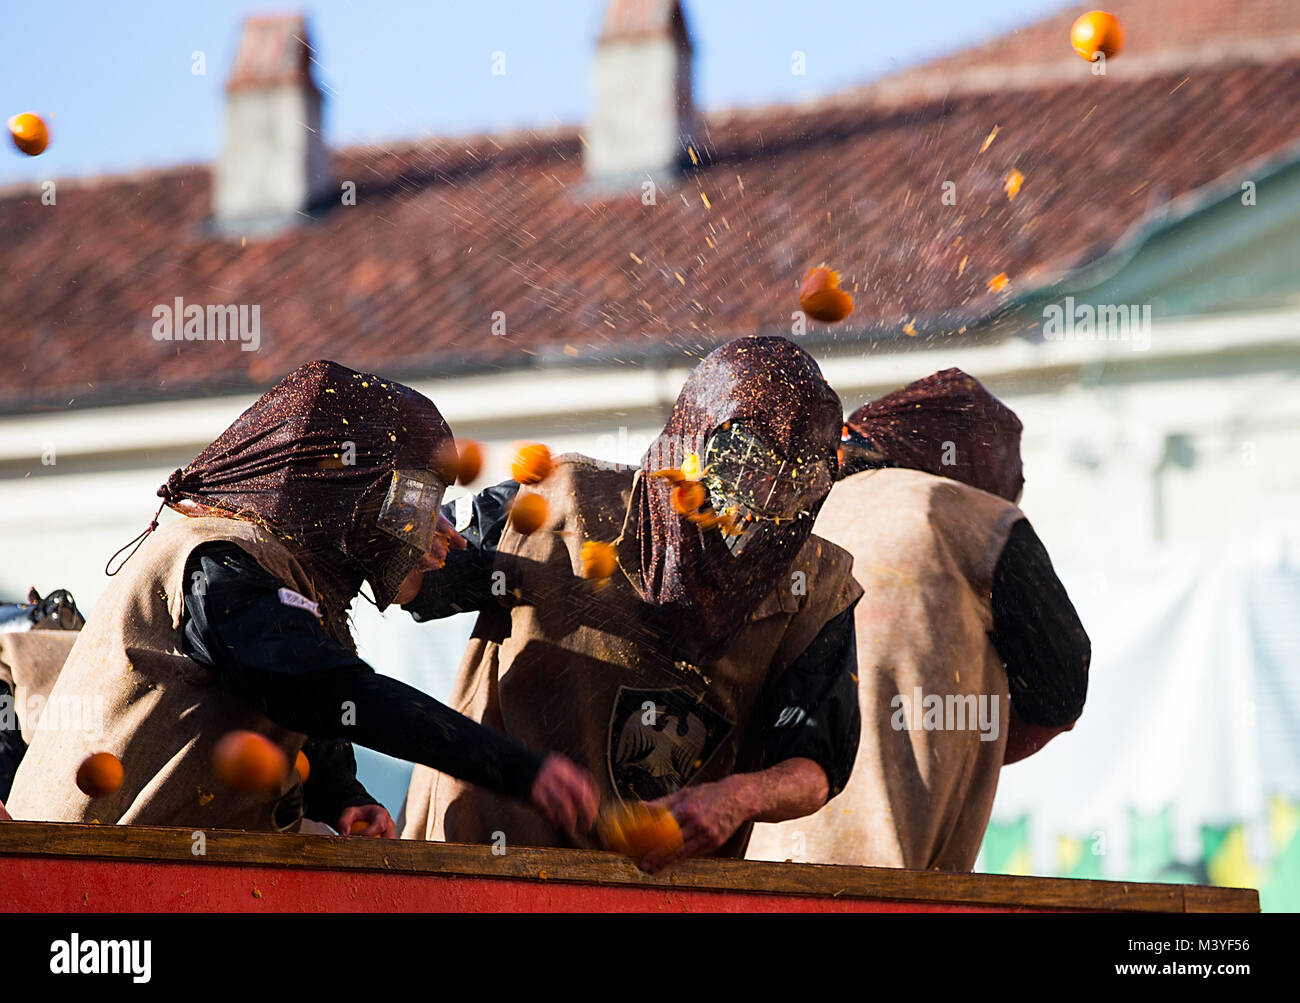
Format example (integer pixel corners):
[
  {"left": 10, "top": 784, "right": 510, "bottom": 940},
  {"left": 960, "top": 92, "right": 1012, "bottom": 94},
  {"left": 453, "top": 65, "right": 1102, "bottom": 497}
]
[
  {"left": 598, "top": 802, "right": 683, "bottom": 859},
  {"left": 349, "top": 818, "right": 373, "bottom": 835},
  {"left": 212, "top": 730, "right": 288, "bottom": 793},
  {"left": 671, "top": 481, "right": 707, "bottom": 515},
  {"left": 510, "top": 442, "right": 553, "bottom": 484},
  {"left": 508, "top": 492, "right": 549, "bottom": 535},
  {"left": 799, "top": 266, "right": 854, "bottom": 323},
  {"left": 7, "top": 113, "right": 49, "bottom": 156},
  {"left": 455, "top": 440, "right": 484, "bottom": 485},
  {"left": 295, "top": 749, "right": 310, "bottom": 785},
  {"left": 75, "top": 752, "right": 124, "bottom": 798},
  {"left": 1070, "top": 10, "right": 1124, "bottom": 61},
  {"left": 580, "top": 540, "right": 617, "bottom": 581}
]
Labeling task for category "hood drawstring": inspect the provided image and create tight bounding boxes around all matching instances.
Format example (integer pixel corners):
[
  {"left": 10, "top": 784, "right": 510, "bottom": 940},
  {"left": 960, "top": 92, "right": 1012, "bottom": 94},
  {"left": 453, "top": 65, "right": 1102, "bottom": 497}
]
[{"left": 105, "top": 468, "right": 184, "bottom": 576}]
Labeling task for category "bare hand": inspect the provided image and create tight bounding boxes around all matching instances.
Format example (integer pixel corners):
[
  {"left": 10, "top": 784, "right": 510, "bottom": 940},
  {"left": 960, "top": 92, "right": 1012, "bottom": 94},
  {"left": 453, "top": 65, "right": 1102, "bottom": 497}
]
[
  {"left": 338, "top": 803, "right": 396, "bottom": 838},
  {"left": 393, "top": 515, "right": 469, "bottom": 605},
  {"left": 428, "top": 513, "right": 467, "bottom": 569},
  {"left": 0, "top": 799, "right": 11, "bottom": 822},
  {"left": 640, "top": 777, "right": 753, "bottom": 873},
  {"left": 530, "top": 754, "right": 600, "bottom": 836}
]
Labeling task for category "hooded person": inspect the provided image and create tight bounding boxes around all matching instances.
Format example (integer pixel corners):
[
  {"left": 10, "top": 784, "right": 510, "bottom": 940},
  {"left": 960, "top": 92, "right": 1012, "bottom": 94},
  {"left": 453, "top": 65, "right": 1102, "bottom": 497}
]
[
  {"left": 746, "top": 368, "right": 1089, "bottom": 872},
  {"left": 400, "top": 336, "right": 864, "bottom": 868},
  {"left": 6, "top": 360, "right": 598, "bottom": 836}
]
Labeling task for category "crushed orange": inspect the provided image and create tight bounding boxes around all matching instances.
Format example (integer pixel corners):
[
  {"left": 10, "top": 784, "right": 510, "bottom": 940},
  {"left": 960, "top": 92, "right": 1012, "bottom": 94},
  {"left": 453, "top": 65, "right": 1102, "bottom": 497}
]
[
  {"left": 598, "top": 802, "right": 684, "bottom": 859},
  {"left": 212, "top": 731, "right": 288, "bottom": 793},
  {"left": 76, "top": 752, "right": 124, "bottom": 798},
  {"left": 1004, "top": 169, "right": 1024, "bottom": 201},
  {"left": 799, "top": 266, "right": 854, "bottom": 323},
  {"left": 510, "top": 442, "right": 553, "bottom": 485},
  {"left": 508, "top": 492, "right": 549, "bottom": 535},
  {"left": 692, "top": 508, "right": 743, "bottom": 535},
  {"left": 987, "top": 272, "right": 1010, "bottom": 292},
  {"left": 671, "top": 481, "right": 707, "bottom": 515}
]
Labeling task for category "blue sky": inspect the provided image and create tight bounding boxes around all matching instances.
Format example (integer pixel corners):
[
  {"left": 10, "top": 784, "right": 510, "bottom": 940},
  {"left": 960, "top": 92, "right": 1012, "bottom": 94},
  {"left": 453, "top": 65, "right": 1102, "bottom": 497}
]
[{"left": 1, "top": 1, "right": 1070, "bottom": 184}]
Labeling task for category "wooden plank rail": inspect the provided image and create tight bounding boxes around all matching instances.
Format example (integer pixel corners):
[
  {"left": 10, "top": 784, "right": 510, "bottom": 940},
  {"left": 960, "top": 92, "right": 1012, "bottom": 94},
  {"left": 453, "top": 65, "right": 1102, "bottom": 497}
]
[{"left": 0, "top": 821, "right": 1259, "bottom": 912}]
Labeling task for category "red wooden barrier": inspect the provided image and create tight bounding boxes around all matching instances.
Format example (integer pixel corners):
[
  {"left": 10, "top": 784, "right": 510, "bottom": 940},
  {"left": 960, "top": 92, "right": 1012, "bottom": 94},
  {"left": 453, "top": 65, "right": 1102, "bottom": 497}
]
[{"left": 0, "top": 822, "right": 1259, "bottom": 913}]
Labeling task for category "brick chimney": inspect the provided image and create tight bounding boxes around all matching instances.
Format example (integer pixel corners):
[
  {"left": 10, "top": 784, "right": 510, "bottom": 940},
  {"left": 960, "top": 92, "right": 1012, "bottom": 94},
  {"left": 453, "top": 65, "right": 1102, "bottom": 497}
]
[
  {"left": 587, "top": 0, "right": 698, "bottom": 187},
  {"left": 213, "top": 14, "right": 330, "bottom": 233}
]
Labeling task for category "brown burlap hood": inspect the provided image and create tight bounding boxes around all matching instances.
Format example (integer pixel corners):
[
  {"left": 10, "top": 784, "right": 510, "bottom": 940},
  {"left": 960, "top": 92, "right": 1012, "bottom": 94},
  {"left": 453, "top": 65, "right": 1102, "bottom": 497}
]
[
  {"left": 621, "top": 336, "right": 843, "bottom": 664},
  {"left": 158, "top": 360, "right": 456, "bottom": 610},
  {"left": 842, "top": 368, "right": 1024, "bottom": 502}
]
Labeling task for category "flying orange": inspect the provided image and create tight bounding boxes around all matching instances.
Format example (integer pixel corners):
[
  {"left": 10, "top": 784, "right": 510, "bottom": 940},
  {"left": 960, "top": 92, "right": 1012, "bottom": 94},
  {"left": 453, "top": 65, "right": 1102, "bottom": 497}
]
[
  {"left": 212, "top": 731, "right": 288, "bottom": 793},
  {"left": 7, "top": 113, "right": 49, "bottom": 156},
  {"left": 580, "top": 540, "right": 617, "bottom": 581},
  {"left": 295, "top": 749, "right": 311, "bottom": 785},
  {"left": 1070, "top": 10, "right": 1124, "bottom": 61},
  {"left": 455, "top": 440, "right": 484, "bottom": 485},
  {"left": 799, "top": 266, "right": 854, "bottom": 323},
  {"left": 75, "top": 752, "right": 124, "bottom": 798},
  {"left": 508, "top": 492, "right": 549, "bottom": 534},
  {"left": 510, "top": 442, "right": 553, "bottom": 484}
]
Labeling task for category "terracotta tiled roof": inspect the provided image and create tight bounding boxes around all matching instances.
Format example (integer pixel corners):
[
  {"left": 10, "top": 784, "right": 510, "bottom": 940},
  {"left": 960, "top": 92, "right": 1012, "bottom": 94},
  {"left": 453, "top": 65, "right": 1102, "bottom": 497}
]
[
  {"left": 892, "top": 0, "right": 1300, "bottom": 84},
  {"left": 2, "top": 0, "right": 1300, "bottom": 411}
]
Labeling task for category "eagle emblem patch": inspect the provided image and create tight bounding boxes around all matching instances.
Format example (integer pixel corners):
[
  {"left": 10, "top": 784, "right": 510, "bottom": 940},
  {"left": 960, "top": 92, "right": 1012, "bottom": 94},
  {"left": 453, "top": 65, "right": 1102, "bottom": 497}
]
[{"left": 607, "top": 686, "right": 733, "bottom": 802}]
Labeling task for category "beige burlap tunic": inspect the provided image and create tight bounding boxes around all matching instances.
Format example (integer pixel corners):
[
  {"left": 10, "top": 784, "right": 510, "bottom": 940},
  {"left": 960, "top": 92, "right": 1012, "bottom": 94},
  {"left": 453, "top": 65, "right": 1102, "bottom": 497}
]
[
  {"left": 401, "top": 456, "right": 862, "bottom": 856},
  {"left": 1, "top": 630, "right": 80, "bottom": 745},
  {"left": 746, "top": 467, "right": 1022, "bottom": 870},
  {"left": 6, "top": 517, "right": 336, "bottom": 831}
]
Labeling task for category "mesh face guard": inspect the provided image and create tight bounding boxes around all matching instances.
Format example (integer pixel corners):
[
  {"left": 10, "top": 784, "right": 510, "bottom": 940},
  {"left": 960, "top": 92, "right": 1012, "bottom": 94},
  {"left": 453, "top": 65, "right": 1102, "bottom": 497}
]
[
  {"left": 376, "top": 469, "right": 447, "bottom": 554},
  {"left": 701, "top": 423, "right": 834, "bottom": 557},
  {"left": 702, "top": 422, "right": 832, "bottom": 520}
]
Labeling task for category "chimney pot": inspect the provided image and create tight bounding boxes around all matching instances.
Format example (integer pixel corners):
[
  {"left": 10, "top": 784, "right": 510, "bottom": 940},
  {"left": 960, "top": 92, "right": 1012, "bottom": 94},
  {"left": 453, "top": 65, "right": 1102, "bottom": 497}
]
[
  {"left": 587, "top": 0, "right": 698, "bottom": 188},
  {"left": 213, "top": 14, "right": 330, "bottom": 233}
]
